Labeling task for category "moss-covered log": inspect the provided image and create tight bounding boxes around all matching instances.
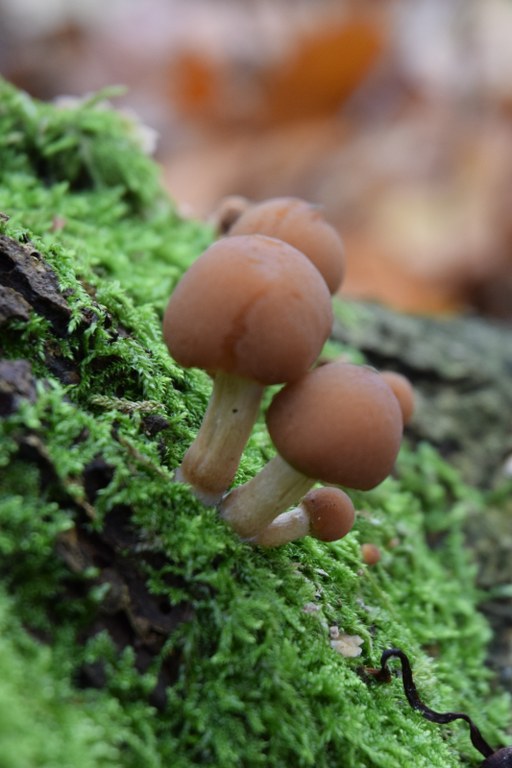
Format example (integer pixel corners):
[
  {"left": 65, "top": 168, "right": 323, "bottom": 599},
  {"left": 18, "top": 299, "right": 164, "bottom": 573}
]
[
  {"left": 0, "top": 79, "right": 510, "bottom": 768},
  {"left": 332, "top": 301, "right": 512, "bottom": 690}
]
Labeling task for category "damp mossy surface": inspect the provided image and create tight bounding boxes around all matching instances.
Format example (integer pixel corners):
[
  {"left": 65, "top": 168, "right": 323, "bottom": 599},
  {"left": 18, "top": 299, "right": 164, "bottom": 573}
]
[{"left": 0, "top": 79, "right": 510, "bottom": 768}]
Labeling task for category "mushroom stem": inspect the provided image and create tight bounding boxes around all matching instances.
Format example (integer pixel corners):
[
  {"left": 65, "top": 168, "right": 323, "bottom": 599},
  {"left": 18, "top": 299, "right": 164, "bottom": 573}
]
[
  {"left": 176, "top": 371, "right": 263, "bottom": 505},
  {"left": 220, "top": 454, "right": 314, "bottom": 538},
  {"left": 251, "top": 487, "right": 355, "bottom": 547},
  {"left": 251, "top": 506, "right": 310, "bottom": 547}
]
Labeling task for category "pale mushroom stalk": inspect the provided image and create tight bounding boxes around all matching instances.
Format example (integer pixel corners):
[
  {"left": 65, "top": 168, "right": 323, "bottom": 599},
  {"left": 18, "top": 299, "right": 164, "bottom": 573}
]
[
  {"left": 176, "top": 372, "right": 263, "bottom": 506},
  {"left": 250, "top": 487, "right": 355, "bottom": 548},
  {"left": 221, "top": 454, "right": 314, "bottom": 539},
  {"left": 251, "top": 505, "right": 309, "bottom": 547}
]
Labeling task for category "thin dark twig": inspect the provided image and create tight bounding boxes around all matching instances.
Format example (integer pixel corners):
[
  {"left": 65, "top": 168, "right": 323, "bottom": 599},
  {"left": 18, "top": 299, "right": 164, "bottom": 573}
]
[{"left": 379, "top": 649, "right": 494, "bottom": 759}]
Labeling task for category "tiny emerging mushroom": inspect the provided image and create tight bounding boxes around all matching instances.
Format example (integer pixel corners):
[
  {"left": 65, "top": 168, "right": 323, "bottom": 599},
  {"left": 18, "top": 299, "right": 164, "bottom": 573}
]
[
  {"left": 227, "top": 196, "right": 345, "bottom": 294},
  {"left": 380, "top": 370, "right": 415, "bottom": 425},
  {"left": 221, "top": 362, "right": 403, "bottom": 538},
  {"left": 361, "top": 542, "right": 381, "bottom": 566},
  {"left": 163, "top": 234, "right": 333, "bottom": 505},
  {"left": 251, "top": 487, "right": 355, "bottom": 548}
]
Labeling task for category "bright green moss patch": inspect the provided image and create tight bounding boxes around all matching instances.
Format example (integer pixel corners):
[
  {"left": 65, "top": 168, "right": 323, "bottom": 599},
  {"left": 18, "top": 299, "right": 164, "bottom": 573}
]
[{"left": 0, "top": 78, "right": 510, "bottom": 767}]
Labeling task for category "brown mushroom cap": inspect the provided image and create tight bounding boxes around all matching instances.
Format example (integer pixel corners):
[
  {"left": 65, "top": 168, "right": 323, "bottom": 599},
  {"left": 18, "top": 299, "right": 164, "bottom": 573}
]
[
  {"left": 380, "top": 371, "right": 415, "bottom": 425},
  {"left": 211, "top": 195, "right": 251, "bottom": 235},
  {"left": 163, "top": 234, "right": 333, "bottom": 385},
  {"left": 228, "top": 197, "right": 345, "bottom": 294},
  {"left": 301, "top": 487, "right": 355, "bottom": 542},
  {"left": 266, "top": 362, "right": 403, "bottom": 490},
  {"left": 361, "top": 542, "right": 381, "bottom": 565}
]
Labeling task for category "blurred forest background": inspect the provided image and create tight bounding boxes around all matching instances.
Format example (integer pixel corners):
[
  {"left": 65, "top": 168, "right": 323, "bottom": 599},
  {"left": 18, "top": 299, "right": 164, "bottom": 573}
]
[{"left": 1, "top": 0, "right": 512, "bottom": 319}]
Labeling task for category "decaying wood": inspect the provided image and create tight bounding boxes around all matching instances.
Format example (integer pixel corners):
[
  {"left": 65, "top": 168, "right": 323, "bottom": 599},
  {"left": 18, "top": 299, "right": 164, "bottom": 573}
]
[
  {"left": 0, "top": 233, "right": 192, "bottom": 705},
  {"left": 0, "top": 233, "right": 72, "bottom": 336}
]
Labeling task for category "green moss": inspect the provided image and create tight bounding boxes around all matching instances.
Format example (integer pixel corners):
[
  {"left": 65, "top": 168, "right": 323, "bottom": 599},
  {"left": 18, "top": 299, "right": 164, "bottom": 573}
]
[
  {"left": 0, "top": 78, "right": 510, "bottom": 767},
  {"left": 0, "top": 587, "right": 133, "bottom": 768}
]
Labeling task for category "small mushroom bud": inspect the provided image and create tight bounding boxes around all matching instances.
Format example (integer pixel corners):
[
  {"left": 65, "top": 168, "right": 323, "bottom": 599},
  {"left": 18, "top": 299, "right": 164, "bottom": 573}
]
[
  {"left": 361, "top": 542, "right": 381, "bottom": 565},
  {"left": 228, "top": 196, "right": 345, "bottom": 294},
  {"left": 252, "top": 487, "right": 355, "bottom": 547},
  {"left": 163, "top": 234, "right": 333, "bottom": 505},
  {"left": 221, "top": 362, "right": 402, "bottom": 537},
  {"left": 380, "top": 371, "right": 415, "bottom": 425}
]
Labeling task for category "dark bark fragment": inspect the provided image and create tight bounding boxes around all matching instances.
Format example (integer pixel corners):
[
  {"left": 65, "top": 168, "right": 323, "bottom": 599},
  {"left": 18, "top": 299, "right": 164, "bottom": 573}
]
[
  {"left": 0, "top": 234, "right": 72, "bottom": 335},
  {"left": 0, "top": 358, "right": 37, "bottom": 415},
  {"left": 83, "top": 456, "right": 116, "bottom": 503},
  {"left": 0, "top": 284, "right": 31, "bottom": 325},
  {"left": 60, "top": 504, "right": 194, "bottom": 709}
]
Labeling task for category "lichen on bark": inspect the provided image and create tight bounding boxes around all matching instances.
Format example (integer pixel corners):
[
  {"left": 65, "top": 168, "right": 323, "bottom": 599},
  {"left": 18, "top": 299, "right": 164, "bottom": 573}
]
[{"left": 0, "top": 78, "right": 510, "bottom": 768}]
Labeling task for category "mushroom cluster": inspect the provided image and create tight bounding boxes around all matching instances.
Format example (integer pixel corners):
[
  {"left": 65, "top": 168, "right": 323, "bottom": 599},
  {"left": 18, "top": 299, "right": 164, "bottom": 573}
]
[
  {"left": 163, "top": 196, "right": 415, "bottom": 547},
  {"left": 220, "top": 361, "right": 403, "bottom": 538},
  {"left": 227, "top": 197, "right": 345, "bottom": 295}
]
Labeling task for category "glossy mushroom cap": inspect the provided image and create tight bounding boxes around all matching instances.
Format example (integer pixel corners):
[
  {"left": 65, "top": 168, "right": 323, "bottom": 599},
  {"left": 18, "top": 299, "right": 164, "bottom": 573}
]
[
  {"left": 380, "top": 371, "right": 415, "bottom": 425},
  {"left": 301, "top": 487, "right": 355, "bottom": 541},
  {"left": 266, "top": 362, "right": 403, "bottom": 490},
  {"left": 163, "top": 234, "right": 333, "bottom": 385},
  {"left": 228, "top": 197, "right": 345, "bottom": 294}
]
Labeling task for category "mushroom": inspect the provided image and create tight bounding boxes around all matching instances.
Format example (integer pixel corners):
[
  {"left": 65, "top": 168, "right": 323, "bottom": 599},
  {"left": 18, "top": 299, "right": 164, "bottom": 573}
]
[
  {"left": 210, "top": 195, "right": 251, "bottom": 235},
  {"left": 163, "top": 234, "right": 333, "bottom": 505},
  {"left": 221, "top": 361, "right": 403, "bottom": 537},
  {"left": 380, "top": 370, "right": 415, "bottom": 425},
  {"left": 361, "top": 542, "right": 381, "bottom": 566},
  {"left": 227, "top": 197, "right": 345, "bottom": 294},
  {"left": 251, "top": 487, "right": 355, "bottom": 547}
]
